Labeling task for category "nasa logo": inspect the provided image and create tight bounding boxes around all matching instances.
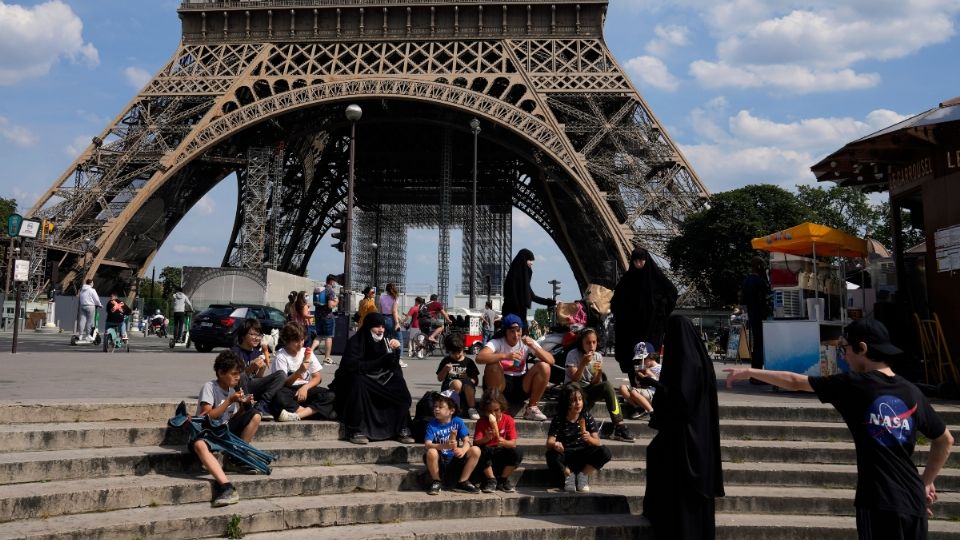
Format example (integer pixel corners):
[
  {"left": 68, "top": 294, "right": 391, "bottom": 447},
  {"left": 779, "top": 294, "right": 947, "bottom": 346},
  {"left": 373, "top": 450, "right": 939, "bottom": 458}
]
[{"left": 864, "top": 396, "right": 917, "bottom": 447}]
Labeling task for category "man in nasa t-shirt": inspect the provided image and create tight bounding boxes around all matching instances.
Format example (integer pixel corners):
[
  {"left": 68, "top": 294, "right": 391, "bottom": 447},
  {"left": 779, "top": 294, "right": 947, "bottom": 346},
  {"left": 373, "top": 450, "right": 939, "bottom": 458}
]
[{"left": 724, "top": 319, "right": 953, "bottom": 539}]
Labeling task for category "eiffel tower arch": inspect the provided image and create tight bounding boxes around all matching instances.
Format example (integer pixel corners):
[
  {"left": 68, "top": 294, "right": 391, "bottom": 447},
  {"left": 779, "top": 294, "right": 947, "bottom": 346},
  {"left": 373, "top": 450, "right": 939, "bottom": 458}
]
[{"left": 28, "top": 0, "right": 709, "bottom": 300}]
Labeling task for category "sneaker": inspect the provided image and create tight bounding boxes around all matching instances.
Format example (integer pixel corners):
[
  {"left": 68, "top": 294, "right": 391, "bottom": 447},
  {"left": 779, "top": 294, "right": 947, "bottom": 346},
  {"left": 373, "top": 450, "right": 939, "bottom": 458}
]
[
  {"left": 613, "top": 424, "right": 635, "bottom": 443},
  {"left": 277, "top": 409, "right": 300, "bottom": 422},
  {"left": 417, "top": 350, "right": 424, "bottom": 359},
  {"left": 427, "top": 480, "right": 442, "bottom": 496},
  {"left": 481, "top": 478, "right": 498, "bottom": 493},
  {"left": 395, "top": 428, "right": 415, "bottom": 444},
  {"left": 349, "top": 432, "right": 370, "bottom": 445},
  {"left": 497, "top": 477, "right": 516, "bottom": 493},
  {"left": 523, "top": 405, "right": 547, "bottom": 421},
  {"left": 576, "top": 472, "right": 590, "bottom": 492},
  {"left": 629, "top": 409, "right": 648, "bottom": 420},
  {"left": 456, "top": 480, "right": 480, "bottom": 494},
  {"left": 467, "top": 408, "right": 480, "bottom": 420},
  {"left": 399, "top": 360, "right": 409, "bottom": 368},
  {"left": 563, "top": 473, "right": 577, "bottom": 492},
  {"left": 212, "top": 483, "right": 240, "bottom": 507}
]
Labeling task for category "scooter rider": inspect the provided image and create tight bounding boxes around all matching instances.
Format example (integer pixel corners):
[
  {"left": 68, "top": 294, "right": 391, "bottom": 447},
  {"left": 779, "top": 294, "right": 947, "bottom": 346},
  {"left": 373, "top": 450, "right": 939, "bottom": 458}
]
[
  {"left": 172, "top": 287, "right": 193, "bottom": 343},
  {"left": 78, "top": 278, "right": 101, "bottom": 340}
]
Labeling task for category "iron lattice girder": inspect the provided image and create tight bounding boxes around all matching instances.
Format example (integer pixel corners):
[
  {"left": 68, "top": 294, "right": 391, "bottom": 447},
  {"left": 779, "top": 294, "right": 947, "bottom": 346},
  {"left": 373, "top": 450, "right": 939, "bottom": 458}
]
[{"left": 27, "top": 2, "right": 709, "bottom": 296}]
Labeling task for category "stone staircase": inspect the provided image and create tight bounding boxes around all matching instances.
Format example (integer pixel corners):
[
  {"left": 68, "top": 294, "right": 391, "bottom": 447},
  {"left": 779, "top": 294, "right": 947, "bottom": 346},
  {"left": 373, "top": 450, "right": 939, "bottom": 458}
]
[{"left": 0, "top": 399, "right": 958, "bottom": 539}]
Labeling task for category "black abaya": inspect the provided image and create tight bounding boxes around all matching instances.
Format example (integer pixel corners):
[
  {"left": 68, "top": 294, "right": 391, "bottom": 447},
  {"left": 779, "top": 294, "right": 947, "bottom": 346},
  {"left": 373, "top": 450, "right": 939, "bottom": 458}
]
[
  {"left": 643, "top": 315, "right": 723, "bottom": 539},
  {"left": 501, "top": 249, "right": 553, "bottom": 322},
  {"left": 330, "top": 313, "right": 412, "bottom": 440},
  {"left": 611, "top": 247, "right": 678, "bottom": 385}
]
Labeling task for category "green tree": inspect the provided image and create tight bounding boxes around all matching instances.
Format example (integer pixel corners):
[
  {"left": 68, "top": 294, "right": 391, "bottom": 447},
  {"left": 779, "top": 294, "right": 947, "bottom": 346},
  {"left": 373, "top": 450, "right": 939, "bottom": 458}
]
[
  {"left": 0, "top": 198, "right": 16, "bottom": 230},
  {"left": 871, "top": 202, "right": 925, "bottom": 252},
  {"left": 795, "top": 184, "right": 882, "bottom": 237},
  {"left": 159, "top": 266, "right": 183, "bottom": 299},
  {"left": 666, "top": 184, "right": 811, "bottom": 308}
]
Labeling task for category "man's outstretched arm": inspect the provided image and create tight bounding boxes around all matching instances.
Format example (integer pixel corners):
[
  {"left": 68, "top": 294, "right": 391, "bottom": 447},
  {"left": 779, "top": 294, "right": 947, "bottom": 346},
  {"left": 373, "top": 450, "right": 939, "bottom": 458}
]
[{"left": 724, "top": 367, "right": 814, "bottom": 392}]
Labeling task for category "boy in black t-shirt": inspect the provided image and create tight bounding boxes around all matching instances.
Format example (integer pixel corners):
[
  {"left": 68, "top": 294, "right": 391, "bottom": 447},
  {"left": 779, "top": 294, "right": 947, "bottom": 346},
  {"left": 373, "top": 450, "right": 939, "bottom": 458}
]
[
  {"left": 436, "top": 334, "right": 481, "bottom": 420},
  {"left": 725, "top": 319, "right": 953, "bottom": 539}
]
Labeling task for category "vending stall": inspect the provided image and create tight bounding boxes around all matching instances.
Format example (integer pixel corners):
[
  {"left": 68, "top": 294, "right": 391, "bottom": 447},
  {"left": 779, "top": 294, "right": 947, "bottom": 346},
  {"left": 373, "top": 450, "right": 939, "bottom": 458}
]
[{"left": 751, "top": 222, "right": 869, "bottom": 376}]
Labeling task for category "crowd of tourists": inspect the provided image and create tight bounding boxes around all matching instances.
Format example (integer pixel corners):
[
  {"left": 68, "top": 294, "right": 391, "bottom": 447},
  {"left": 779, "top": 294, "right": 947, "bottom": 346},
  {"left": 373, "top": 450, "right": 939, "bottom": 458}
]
[{"left": 178, "top": 248, "right": 953, "bottom": 540}]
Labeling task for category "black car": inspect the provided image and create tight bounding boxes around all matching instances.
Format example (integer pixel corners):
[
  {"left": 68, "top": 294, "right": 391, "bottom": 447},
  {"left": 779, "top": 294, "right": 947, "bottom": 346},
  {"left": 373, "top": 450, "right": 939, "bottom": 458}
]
[{"left": 190, "top": 304, "right": 288, "bottom": 352}]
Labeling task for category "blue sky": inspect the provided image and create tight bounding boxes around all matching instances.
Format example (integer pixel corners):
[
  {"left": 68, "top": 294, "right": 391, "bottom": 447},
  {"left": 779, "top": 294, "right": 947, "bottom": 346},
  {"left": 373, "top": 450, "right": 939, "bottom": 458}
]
[{"left": 0, "top": 0, "right": 958, "bottom": 300}]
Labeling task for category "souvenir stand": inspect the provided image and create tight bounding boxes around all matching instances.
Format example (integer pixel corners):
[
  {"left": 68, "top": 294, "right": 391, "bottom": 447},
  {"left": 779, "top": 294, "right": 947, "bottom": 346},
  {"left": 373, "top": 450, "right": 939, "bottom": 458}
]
[{"left": 751, "top": 222, "right": 869, "bottom": 376}]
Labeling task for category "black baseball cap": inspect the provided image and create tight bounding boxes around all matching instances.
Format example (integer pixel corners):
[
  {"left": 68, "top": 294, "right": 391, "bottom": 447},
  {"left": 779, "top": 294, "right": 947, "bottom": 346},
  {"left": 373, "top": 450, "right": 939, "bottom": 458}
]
[{"left": 843, "top": 319, "right": 902, "bottom": 356}]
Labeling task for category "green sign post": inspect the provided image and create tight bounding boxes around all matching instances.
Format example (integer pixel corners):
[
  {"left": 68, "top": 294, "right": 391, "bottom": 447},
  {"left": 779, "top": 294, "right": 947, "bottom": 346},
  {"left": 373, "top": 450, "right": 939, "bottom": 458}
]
[{"left": 7, "top": 213, "right": 22, "bottom": 237}]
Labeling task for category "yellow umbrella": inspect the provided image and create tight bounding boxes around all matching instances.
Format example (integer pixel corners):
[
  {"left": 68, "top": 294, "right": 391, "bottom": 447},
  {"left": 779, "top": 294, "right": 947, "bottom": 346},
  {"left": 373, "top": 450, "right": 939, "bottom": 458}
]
[{"left": 751, "top": 222, "right": 868, "bottom": 258}]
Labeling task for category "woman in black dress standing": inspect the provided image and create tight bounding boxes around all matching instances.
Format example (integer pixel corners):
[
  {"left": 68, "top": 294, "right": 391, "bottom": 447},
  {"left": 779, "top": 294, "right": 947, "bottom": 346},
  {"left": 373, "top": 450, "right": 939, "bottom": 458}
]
[
  {"left": 611, "top": 247, "right": 678, "bottom": 386},
  {"left": 501, "top": 249, "right": 555, "bottom": 324},
  {"left": 643, "top": 315, "right": 724, "bottom": 539}
]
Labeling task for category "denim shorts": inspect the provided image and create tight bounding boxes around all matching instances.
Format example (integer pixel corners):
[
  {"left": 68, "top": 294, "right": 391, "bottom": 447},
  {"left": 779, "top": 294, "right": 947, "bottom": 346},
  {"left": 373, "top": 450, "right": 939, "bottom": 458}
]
[{"left": 316, "top": 317, "right": 335, "bottom": 338}]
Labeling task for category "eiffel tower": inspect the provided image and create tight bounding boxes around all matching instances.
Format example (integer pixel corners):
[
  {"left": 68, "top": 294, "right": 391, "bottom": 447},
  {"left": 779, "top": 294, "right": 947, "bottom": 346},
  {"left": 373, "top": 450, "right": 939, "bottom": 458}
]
[{"left": 27, "top": 0, "right": 709, "bottom": 302}]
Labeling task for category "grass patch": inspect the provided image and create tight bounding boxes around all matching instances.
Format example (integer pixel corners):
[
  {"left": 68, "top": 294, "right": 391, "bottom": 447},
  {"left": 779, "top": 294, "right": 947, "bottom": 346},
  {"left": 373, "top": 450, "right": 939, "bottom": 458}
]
[{"left": 225, "top": 514, "right": 244, "bottom": 539}]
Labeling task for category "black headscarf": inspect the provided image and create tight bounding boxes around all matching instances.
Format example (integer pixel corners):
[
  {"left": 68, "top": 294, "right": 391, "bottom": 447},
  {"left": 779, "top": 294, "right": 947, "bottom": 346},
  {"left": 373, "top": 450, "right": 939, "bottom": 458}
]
[
  {"left": 503, "top": 249, "right": 535, "bottom": 310},
  {"left": 650, "top": 315, "right": 723, "bottom": 498},
  {"left": 340, "top": 312, "right": 394, "bottom": 374},
  {"left": 611, "top": 247, "right": 678, "bottom": 340}
]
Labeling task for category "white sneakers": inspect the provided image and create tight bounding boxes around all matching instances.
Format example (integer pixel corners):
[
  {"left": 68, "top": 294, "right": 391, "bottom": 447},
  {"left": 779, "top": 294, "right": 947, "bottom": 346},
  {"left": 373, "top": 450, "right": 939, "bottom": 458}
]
[
  {"left": 277, "top": 409, "right": 300, "bottom": 422},
  {"left": 523, "top": 405, "right": 547, "bottom": 421}
]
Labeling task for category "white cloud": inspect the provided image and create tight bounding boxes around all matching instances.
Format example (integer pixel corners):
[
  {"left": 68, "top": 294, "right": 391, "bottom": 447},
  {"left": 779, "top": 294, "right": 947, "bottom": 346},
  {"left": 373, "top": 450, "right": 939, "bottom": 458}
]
[
  {"left": 624, "top": 55, "right": 680, "bottom": 92},
  {"left": 674, "top": 1, "right": 960, "bottom": 93},
  {"left": 194, "top": 195, "right": 215, "bottom": 216},
  {"left": 0, "top": 1, "right": 99, "bottom": 85},
  {"left": 172, "top": 244, "right": 211, "bottom": 255},
  {"left": 123, "top": 66, "right": 152, "bottom": 89},
  {"left": 689, "top": 61, "right": 879, "bottom": 93},
  {"left": 645, "top": 24, "right": 689, "bottom": 56},
  {"left": 0, "top": 116, "right": 36, "bottom": 146},
  {"left": 12, "top": 186, "right": 42, "bottom": 207},
  {"left": 65, "top": 134, "right": 91, "bottom": 157},
  {"left": 682, "top": 103, "right": 911, "bottom": 192}
]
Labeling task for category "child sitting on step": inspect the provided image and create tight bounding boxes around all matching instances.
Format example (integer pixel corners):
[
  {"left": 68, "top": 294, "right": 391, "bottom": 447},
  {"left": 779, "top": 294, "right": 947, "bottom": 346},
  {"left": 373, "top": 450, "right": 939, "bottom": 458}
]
[
  {"left": 564, "top": 328, "right": 634, "bottom": 442},
  {"left": 618, "top": 342, "right": 660, "bottom": 419},
  {"left": 194, "top": 351, "right": 262, "bottom": 506},
  {"left": 423, "top": 389, "right": 482, "bottom": 495},
  {"left": 545, "top": 384, "right": 612, "bottom": 493},
  {"left": 436, "top": 333, "right": 481, "bottom": 419},
  {"left": 472, "top": 389, "right": 523, "bottom": 493},
  {"left": 268, "top": 322, "right": 337, "bottom": 422}
]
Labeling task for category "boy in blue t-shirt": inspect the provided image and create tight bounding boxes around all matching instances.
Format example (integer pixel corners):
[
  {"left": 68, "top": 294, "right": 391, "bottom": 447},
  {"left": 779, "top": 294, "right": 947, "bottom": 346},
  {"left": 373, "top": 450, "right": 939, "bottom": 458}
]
[{"left": 423, "top": 389, "right": 481, "bottom": 495}]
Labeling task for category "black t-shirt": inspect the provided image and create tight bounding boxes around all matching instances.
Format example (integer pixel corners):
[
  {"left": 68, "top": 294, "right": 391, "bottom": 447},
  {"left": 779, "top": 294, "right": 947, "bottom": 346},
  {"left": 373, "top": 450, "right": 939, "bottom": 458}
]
[
  {"left": 547, "top": 411, "right": 598, "bottom": 451},
  {"left": 231, "top": 345, "right": 262, "bottom": 367},
  {"left": 436, "top": 355, "right": 480, "bottom": 385},
  {"left": 809, "top": 371, "right": 946, "bottom": 516}
]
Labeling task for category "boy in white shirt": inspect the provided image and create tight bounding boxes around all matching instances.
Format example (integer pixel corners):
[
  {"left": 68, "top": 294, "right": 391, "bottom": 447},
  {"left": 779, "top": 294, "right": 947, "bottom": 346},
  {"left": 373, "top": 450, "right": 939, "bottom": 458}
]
[
  {"left": 269, "top": 322, "right": 336, "bottom": 421},
  {"left": 475, "top": 314, "right": 555, "bottom": 421}
]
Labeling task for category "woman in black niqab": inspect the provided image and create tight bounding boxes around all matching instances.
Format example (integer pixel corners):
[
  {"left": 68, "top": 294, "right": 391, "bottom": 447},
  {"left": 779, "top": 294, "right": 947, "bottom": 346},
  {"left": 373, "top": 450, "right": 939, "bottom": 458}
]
[
  {"left": 611, "top": 247, "right": 678, "bottom": 385},
  {"left": 643, "top": 315, "right": 723, "bottom": 539},
  {"left": 501, "top": 248, "right": 554, "bottom": 323},
  {"left": 330, "top": 313, "right": 412, "bottom": 442}
]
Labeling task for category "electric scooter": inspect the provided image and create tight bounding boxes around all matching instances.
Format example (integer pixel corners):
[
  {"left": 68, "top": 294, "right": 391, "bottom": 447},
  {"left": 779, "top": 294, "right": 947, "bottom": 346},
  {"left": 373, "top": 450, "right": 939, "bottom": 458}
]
[
  {"left": 104, "top": 316, "right": 131, "bottom": 353},
  {"left": 70, "top": 309, "right": 102, "bottom": 346},
  {"left": 170, "top": 313, "right": 192, "bottom": 349}
]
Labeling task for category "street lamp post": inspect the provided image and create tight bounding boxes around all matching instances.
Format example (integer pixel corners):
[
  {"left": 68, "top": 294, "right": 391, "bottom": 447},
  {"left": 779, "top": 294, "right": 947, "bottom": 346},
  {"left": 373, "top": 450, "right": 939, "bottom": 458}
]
[
  {"left": 469, "top": 118, "right": 481, "bottom": 309},
  {"left": 371, "top": 242, "right": 379, "bottom": 292},
  {"left": 343, "top": 103, "right": 362, "bottom": 315}
]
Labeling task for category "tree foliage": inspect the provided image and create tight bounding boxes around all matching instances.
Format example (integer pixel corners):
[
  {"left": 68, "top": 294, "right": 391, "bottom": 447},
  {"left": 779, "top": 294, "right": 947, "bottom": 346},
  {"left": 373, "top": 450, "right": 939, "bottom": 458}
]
[
  {"left": 666, "top": 185, "right": 811, "bottom": 308},
  {"left": 159, "top": 266, "right": 183, "bottom": 299},
  {"left": 795, "top": 185, "right": 880, "bottom": 237},
  {"left": 0, "top": 198, "right": 16, "bottom": 229}
]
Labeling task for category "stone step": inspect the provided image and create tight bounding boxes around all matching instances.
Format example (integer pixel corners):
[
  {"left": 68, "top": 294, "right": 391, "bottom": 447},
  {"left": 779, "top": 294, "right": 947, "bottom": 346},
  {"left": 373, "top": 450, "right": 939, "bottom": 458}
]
[
  {"left": 6, "top": 459, "right": 957, "bottom": 524},
  {"left": 0, "top": 417, "right": 884, "bottom": 453},
  {"left": 2, "top": 437, "right": 957, "bottom": 486},
  {"left": 2, "top": 485, "right": 958, "bottom": 540},
  {"left": 3, "top": 398, "right": 957, "bottom": 426}
]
